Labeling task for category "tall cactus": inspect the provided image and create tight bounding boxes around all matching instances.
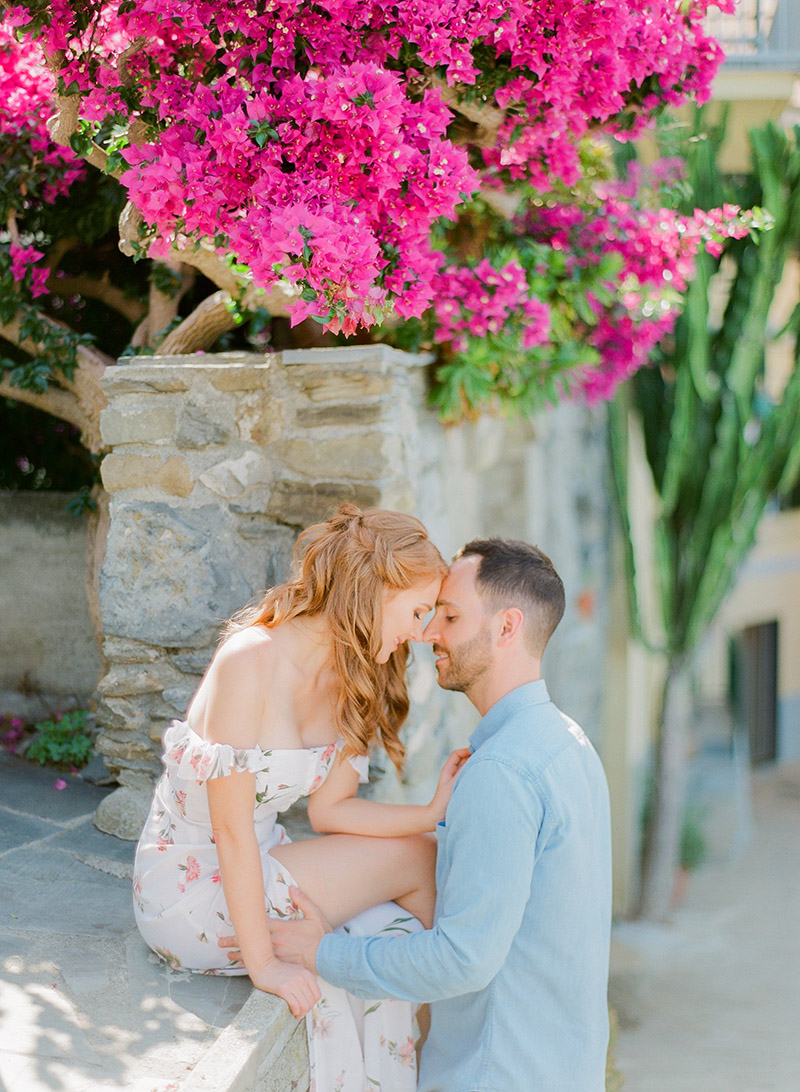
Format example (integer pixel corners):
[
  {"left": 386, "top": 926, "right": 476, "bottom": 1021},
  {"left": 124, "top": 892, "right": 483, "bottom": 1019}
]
[{"left": 610, "top": 115, "right": 800, "bottom": 920}]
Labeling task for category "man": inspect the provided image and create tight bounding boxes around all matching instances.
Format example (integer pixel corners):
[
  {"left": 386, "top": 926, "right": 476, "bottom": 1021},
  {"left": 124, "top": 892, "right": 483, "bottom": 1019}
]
[{"left": 274, "top": 539, "right": 612, "bottom": 1092}]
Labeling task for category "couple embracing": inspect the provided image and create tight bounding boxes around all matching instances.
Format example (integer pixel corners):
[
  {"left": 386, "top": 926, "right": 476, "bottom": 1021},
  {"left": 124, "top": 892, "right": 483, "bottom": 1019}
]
[{"left": 133, "top": 504, "right": 612, "bottom": 1092}]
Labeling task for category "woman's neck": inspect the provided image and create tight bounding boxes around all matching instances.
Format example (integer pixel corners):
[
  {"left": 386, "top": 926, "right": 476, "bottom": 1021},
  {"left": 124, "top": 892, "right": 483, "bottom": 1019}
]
[{"left": 282, "top": 614, "right": 335, "bottom": 681}]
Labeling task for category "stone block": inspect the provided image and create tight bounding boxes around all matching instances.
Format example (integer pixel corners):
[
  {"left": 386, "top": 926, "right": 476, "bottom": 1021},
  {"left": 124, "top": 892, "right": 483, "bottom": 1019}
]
[
  {"left": 102, "top": 373, "right": 189, "bottom": 394},
  {"left": 200, "top": 451, "right": 273, "bottom": 499},
  {"left": 97, "top": 663, "right": 180, "bottom": 698},
  {"left": 95, "top": 696, "right": 149, "bottom": 733},
  {"left": 282, "top": 344, "right": 430, "bottom": 369},
  {"left": 160, "top": 684, "right": 196, "bottom": 715},
  {"left": 93, "top": 785, "right": 152, "bottom": 841},
  {"left": 100, "top": 502, "right": 253, "bottom": 647},
  {"left": 207, "top": 362, "right": 273, "bottom": 391},
  {"left": 117, "top": 765, "right": 161, "bottom": 791},
  {"left": 147, "top": 718, "right": 170, "bottom": 744},
  {"left": 287, "top": 368, "right": 389, "bottom": 403},
  {"left": 263, "top": 528, "right": 297, "bottom": 589},
  {"left": 101, "top": 638, "right": 164, "bottom": 665},
  {"left": 228, "top": 486, "right": 273, "bottom": 515},
  {"left": 99, "top": 403, "right": 178, "bottom": 445},
  {"left": 237, "top": 397, "right": 287, "bottom": 446},
  {"left": 176, "top": 401, "right": 235, "bottom": 448},
  {"left": 179, "top": 987, "right": 304, "bottom": 1092},
  {"left": 170, "top": 648, "right": 214, "bottom": 675},
  {"left": 295, "top": 402, "right": 383, "bottom": 427},
  {"left": 266, "top": 480, "right": 381, "bottom": 527},
  {"left": 235, "top": 515, "right": 284, "bottom": 541},
  {"left": 157, "top": 455, "right": 195, "bottom": 497},
  {"left": 101, "top": 453, "right": 194, "bottom": 497},
  {"left": 95, "top": 732, "right": 156, "bottom": 762},
  {"left": 278, "top": 432, "right": 401, "bottom": 480}
]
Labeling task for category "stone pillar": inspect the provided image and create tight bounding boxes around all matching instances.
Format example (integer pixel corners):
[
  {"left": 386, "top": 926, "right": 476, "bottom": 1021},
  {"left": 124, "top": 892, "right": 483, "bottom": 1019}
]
[
  {"left": 92, "top": 347, "right": 613, "bottom": 840},
  {"left": 92, "top": 347, "right": 433, "bottom": 837}
]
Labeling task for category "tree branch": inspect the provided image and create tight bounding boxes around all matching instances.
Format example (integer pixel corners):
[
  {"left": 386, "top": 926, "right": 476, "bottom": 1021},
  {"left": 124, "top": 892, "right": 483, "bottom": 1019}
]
[
  {"left": 0, "top": 314, "right": 112, "bottom": 452},
  {"left": 46, "top": 271, "right": 147, "bottom": 324},
  {"left": 44, "top": 237, "right": 80, "bottom": 270},
  {"left": 429, "top": 76, "right": 505, "bottom": 147},
  {"left": 41, "top": 47, "right": 124, "bottom": 178},
  {"left": 118, "top": 201, "right": 298, "bottom": 317},
  {"left": 130, "top": 258, "right": 184, "bottom": 349},
  {"left": 157, "top": 290, "right": 239, "bottom": 354},
  {"left": 0, "top": 373, "right": 92, "bottom": 438}
]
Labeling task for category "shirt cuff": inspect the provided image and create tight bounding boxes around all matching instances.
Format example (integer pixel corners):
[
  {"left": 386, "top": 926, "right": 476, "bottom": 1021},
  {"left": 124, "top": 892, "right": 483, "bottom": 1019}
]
[{"left": 316, "top": 931, "right": 347, "bottom": 985}]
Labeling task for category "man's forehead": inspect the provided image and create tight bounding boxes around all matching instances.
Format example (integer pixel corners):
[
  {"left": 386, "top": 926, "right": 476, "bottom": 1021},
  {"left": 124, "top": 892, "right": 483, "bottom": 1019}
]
[{"left": 438, "top": 554, "right": 481, "bottom": 604}]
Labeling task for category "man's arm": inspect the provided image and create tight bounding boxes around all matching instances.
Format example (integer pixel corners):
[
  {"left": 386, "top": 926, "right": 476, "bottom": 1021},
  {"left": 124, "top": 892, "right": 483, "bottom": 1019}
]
[{"left": 314, "top": 756, "right": 545, "bottom": 1002}]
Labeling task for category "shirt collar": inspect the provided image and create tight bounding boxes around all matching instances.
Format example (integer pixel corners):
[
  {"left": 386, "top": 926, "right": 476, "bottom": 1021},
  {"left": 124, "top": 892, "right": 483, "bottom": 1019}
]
[{"left": 469, "top": 679, "right": 551, "bottom": 752}]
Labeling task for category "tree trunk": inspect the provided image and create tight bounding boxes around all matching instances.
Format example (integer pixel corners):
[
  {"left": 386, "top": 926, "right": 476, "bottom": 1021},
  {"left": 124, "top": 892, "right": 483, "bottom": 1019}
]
[{"left": 636, "top": 659, "right": 691, "bottom": 920}]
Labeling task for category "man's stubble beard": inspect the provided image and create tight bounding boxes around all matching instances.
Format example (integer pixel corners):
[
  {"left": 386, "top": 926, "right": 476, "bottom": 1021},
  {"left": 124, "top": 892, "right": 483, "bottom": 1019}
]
[{"left": 434, "top": 625, "right": 493, "bottom": 693}]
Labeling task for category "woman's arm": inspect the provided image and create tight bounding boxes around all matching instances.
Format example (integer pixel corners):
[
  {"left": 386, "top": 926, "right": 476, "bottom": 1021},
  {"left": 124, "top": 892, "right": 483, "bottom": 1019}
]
[
  {"left": 306, "top": 747, "right": 470, "bottom": 837},
  {"left": 204, "top": 641, "right": 320, "bottom": 1017}
]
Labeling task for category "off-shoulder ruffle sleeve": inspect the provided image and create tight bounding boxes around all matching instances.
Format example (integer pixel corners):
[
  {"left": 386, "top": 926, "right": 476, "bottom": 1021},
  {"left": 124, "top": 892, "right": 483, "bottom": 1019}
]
[
  {"left": 336, "top": 737, "right": 369, "bottom": 784},
  {"left": 161, "top": 720, "right": 265, "bottom": 783}
]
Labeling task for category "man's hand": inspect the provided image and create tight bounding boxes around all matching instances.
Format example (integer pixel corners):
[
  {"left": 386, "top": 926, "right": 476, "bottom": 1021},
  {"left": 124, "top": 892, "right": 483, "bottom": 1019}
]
[
  {"left": 270, "top": 886, "right": 333, "bottom": 973},
  {"left": 218, "top": 886, "right": 333, "bottom": 976}
]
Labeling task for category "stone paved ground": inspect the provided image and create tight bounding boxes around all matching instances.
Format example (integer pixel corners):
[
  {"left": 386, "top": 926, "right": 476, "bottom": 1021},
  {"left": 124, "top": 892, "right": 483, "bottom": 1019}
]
[
  {"left": 610, "top": 761, "right": 800, "bottom": 1092},
  {"left": 0, "top": 750, "right": 251, "bottom": 1092}
]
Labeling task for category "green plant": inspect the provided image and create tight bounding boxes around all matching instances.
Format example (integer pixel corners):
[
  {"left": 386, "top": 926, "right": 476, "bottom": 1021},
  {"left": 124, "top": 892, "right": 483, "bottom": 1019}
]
[
  {"left": 26, "top": 710, "right": 93, "bottom": 768},
  {"left": 679, "top": 807, "right": 708, "bottom": 873},
  {"left": 640, "top": 775, "right": 708, "bottom": 873}
]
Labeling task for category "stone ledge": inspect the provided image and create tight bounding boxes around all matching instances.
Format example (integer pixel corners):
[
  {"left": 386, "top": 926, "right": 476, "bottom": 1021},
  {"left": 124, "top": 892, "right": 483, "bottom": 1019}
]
[
  {"left": 281, "top": 345, "right": 432, "bottom": 370},
  {"left": 180, "top": 989, "right": 308, "bottom": 1092}
]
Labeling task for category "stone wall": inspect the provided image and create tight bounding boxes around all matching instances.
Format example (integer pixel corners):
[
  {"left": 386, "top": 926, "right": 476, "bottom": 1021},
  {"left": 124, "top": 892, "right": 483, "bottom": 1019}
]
[
  {"left": 0, "top": 492, "right": 102, "bottom": 716},
  {"left": 93, "top": 348, "right": 611, "bottom": 837}
]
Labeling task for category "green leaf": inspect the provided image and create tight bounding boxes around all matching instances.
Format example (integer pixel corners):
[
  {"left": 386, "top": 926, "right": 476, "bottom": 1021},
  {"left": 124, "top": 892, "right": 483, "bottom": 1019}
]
[{"left": 69, "top": 131, "right": 94, "bottom": 157}]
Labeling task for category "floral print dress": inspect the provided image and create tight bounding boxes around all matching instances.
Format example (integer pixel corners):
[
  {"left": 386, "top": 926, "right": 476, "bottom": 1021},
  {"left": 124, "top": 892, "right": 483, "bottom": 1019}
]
[{"left": 133, "top": 720, "right": 420, "bottom": 1092}]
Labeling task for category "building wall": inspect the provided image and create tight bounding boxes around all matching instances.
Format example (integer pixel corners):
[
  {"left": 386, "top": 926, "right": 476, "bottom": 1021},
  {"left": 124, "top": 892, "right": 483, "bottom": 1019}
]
[
  {"left": 695, "top": 507, "right": 800, "bottom": 761},
  {"left": 0, "top": 492, "right": 102, "bottom": 708}
]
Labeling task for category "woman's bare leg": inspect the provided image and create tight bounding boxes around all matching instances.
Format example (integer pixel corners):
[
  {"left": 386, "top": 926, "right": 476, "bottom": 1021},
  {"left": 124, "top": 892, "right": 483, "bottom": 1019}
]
[{"left": 270, "top": 832, "right": 436, "bottom": 928}]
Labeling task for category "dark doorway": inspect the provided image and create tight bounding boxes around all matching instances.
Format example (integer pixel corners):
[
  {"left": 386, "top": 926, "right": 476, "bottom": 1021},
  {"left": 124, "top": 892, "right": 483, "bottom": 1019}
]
[{"left": 731, "top": 622, "right": 779, "bottom": 764}]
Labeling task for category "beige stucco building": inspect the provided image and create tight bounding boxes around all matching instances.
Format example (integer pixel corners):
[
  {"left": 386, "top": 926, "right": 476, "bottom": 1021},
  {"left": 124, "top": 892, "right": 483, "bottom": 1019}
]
[{"left": 608, "top": 1, "right": 800, "bottom": 912}]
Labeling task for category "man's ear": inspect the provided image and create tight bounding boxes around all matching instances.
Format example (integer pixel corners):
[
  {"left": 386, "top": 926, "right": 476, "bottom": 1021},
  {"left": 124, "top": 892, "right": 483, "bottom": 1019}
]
[{"left": 496, "top": 607, "right": 525, "bottom": 646}]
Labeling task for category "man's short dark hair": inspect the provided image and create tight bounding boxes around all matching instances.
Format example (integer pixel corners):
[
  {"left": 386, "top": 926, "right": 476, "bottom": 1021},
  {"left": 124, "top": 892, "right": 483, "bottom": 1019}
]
[{"left": 457, "top": 538, "right": 565, "bottom": 655}]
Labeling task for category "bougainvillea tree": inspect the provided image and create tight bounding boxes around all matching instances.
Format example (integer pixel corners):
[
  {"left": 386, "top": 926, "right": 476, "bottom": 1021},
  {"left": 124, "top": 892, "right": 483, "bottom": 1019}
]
[{"left": 1, "top": 0, "right": 748, "bottom": 445}]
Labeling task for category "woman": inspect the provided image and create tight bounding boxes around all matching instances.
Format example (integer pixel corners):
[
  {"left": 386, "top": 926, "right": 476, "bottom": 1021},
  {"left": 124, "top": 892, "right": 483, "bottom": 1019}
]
[{"left": 133, "top": 504, "right": 469, "bottom": 1092}]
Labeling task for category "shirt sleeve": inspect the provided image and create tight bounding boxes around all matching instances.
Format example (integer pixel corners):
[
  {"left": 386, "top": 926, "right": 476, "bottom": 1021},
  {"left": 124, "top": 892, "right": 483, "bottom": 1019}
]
[{"left": 316, "top": 755, "right": 546, "bottom": 1002}]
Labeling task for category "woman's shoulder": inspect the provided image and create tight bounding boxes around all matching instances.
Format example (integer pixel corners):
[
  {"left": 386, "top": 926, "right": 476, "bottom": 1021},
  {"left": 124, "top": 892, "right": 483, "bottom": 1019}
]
[
  {"left": 210, "top": 625, "right": 287, "bottom": 687},
  {"left": 215, "top": 624, "right": 274, "bottom": 662},
  {"left": 192, "top": 627, "right": 283, "bottom": 749}
]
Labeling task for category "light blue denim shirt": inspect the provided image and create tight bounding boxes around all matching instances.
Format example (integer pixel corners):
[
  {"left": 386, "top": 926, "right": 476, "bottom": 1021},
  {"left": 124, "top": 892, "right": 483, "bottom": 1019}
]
[{"left": 317, "top": 680, "right": 612, "bottom": 1092}]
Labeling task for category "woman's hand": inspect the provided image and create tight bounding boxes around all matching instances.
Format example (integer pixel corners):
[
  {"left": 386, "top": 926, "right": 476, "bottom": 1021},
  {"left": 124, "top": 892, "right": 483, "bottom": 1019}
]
[
  {"left": 428, "top": 747, "right": 471, "bottom": 824},
  {"left": 250, "top": 955, "right": 321, "bottom": 1019}
]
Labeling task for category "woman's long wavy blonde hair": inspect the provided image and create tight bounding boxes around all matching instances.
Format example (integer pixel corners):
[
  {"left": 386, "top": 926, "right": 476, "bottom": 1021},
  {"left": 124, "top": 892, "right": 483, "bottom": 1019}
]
[{"left": 226, "top": 504, "right": 446, "bottom": 772}]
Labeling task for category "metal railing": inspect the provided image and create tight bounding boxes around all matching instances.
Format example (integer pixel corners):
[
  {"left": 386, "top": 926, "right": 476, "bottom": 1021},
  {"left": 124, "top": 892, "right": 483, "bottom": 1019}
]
[{"left": 706, "top": 0, "right": 800, "bottom": 67}]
